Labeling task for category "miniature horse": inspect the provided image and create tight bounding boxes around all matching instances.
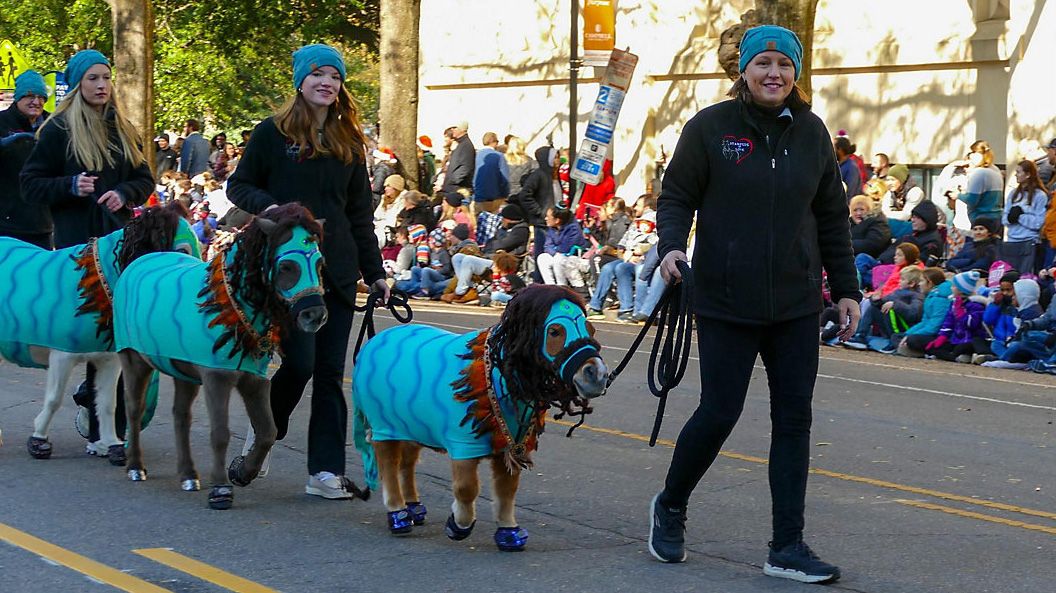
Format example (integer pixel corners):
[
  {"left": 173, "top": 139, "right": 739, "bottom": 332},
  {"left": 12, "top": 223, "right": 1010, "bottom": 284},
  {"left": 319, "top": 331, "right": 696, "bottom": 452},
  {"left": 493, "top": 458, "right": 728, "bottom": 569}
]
[
  {"left": 352, "top": 285, "right": 608, "bottom": 551},
  {"left": 114, "top": 204, "right": 327, "bottom": 509},
  {"left": 0, "top": 204, "right": 200, "bottom": 463}
]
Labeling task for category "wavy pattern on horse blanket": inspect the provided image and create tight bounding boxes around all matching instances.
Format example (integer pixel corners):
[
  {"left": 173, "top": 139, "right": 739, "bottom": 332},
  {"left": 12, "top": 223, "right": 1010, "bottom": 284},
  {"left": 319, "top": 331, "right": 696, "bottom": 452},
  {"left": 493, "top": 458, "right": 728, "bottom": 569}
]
[{"left": 351, "top": 324, "right": 538, "bottom": 490}]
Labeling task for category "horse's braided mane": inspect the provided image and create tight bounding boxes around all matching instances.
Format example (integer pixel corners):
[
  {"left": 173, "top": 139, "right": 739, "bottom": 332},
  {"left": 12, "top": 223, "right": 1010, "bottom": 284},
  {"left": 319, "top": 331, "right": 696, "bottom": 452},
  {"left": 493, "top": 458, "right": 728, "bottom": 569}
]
[
  {"left": 488, "top": 284, "right": 594, "bottom": 422},
  {"left": 112, "top": 201, "right": 191, "bottom": 271},
  {"left": 226, "top": 203, "right": 324, "bottom": 329}
]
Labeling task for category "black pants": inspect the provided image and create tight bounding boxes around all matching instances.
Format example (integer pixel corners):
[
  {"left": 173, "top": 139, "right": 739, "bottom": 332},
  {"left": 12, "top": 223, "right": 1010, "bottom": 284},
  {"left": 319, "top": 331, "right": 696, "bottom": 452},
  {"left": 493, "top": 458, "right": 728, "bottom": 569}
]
[
  {"left": 0, "top": 229, "right": 53, "bottom": 250},
  {"left": 660, "top": 313, "right": 819, "bottom": 548},
  {"left": 270, "top": 289, "right": 355, "bottom": 476},
  {"left": 903, "top": 333, "right": 935, "bottom": 354},
  {"left": 928, "top": 337, "right": 990, "bottom": 361}
]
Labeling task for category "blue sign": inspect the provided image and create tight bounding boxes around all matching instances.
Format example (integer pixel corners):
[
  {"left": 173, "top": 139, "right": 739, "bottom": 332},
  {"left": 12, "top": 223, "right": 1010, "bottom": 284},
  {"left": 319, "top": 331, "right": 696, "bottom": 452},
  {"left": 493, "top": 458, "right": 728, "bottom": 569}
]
[{"left": 585, "top": 123, "right": 613, "bottom": 144}]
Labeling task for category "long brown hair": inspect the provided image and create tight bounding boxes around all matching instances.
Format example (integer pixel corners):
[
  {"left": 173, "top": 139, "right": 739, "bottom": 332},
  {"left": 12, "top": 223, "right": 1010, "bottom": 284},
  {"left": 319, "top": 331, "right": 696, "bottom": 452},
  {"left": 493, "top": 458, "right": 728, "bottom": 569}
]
[
  {"left": 274, "top": 85, "right": 366, "bottom": 165},
  {"left": 727, "top": 77, "right": 811, "bottom": 110},
  {"left": 1011, "top": 159, "right": 1045, "bottom": 207}
]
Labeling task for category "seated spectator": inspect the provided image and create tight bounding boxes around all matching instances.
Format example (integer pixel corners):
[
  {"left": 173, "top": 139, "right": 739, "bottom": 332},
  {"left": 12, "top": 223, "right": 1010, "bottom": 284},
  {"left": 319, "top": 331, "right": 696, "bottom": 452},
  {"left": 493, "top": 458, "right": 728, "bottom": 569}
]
[
  {"left": 628, "top": 244, "right": 667, "bottom": 323},
  {"left": 536, "top": 207, "right": 587, "bottom": 285},
  {"left": 878, "top": 200, "right": 943, "bottom": 266},
  {"left": 475, "top": 209, "right": 502, "bottom": 246},
  {"left": 486, "top": 251, "right": 526, "bottom": 306},
  {"left": 483, "top": 203, "right": 530, "bottom": 256},
  {"left": 880, "top": 164, "right": 925, "bottom": 237},
  {"left": 586, "top": 212, "right": 658, "bottom": 321},
  {"left": 395, "top": 233, "right": 454, "bottom": 299},
  {"left": 374, "top": 175, "right": 406, "bottom": 248},
  {"left": 441, "top": 213, "right": 524, "bottom": 305},
  {"left": 850, "top": 195, "right": 891, "bottom": 258},
  {"left": 924, "top": 271, "right": 988, "bottom": 362},
  {"left": 1001, "top": 159, "right": 1049, "bottom": 274},
  {"left": 396, "top": 190, "right": 436, "bottom": 232},
  {"left": 945, "top": 217, "right": 1000, "bottom": 273},
  {"left": 439, "top": 190, "right": 475, "bottom": 234},
  {"left": 844, "top": 266, "right": 925, "bottom": 351},
  {"left": 976, "top": 275, "right": 1043, "bottom": 363},
  {"left": 869, "top": 242, "right": 924, "bottom": 302},
  {"left": 897, "top": 268, "right": 953, "bottom": 357}
]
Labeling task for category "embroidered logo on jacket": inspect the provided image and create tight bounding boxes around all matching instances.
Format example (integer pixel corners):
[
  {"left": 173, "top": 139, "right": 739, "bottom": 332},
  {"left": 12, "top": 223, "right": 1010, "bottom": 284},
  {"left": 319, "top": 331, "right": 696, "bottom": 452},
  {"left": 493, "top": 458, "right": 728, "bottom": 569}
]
[{"left": 721, "top": 135, "right": 753, "bottom": 164}]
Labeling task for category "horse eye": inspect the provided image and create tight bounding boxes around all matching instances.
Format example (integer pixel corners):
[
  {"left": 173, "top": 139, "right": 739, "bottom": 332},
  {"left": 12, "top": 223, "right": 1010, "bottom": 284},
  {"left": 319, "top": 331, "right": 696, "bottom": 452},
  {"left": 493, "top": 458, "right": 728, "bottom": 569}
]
[{"left": 175, "top": 244, "right": 191, "bottom": 255}]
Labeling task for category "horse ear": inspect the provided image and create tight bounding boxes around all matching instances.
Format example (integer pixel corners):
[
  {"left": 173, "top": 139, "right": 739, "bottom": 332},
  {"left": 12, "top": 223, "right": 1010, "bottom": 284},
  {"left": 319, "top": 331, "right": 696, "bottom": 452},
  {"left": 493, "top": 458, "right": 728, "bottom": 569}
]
[
  {"left": 314, "top": 218, "right": 326, "bottom": 226},
  {"left": 256, "top": 217, "right": 279, "bottom": 235}
]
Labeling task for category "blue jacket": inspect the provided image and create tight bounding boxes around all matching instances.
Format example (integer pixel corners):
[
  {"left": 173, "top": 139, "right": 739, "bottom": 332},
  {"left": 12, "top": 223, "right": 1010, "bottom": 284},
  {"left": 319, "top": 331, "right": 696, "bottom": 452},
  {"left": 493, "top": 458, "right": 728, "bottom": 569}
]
[
  {"left": 946, "top": 237, "right": 999, "bottom": 273},
  {"left": 178, "top": 132, "right": 211, "bottom": 177},
  {"left": 905, "top": 281, "right": 953, "bottom": 336},
  {"left": 473, "top": 147, "right": 509, "bottom": 201},
  {"left": 958, "top": 166, "right": 1003, "bottom": 222},
  {"left": 544, "top": 221, "right": 587, "bottom": 255},
  {"left": 984, "top": 301, "right": 1043, "bottom": 343}
]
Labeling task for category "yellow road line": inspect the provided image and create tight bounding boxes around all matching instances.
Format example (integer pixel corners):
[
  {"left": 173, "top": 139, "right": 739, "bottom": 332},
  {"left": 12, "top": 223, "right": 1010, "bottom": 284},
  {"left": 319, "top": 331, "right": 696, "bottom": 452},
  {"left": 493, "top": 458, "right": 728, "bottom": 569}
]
[
  {"left": 895, "top": 500, "right": 1056, "bottom": 536},
  {"left": 0, "top": 523, "right": 172, "bottom": 593},
  {"left": 551, "top": 419, "right": 1056, "bottom": 522},
  {"left": 134, "top": 548, "right": 280, "bottom": 593}
]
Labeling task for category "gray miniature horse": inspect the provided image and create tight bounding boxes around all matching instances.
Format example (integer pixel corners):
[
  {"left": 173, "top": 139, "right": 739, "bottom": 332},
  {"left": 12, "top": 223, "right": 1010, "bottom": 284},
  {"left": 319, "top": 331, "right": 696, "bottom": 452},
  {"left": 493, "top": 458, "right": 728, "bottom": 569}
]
[{"left": 113, "top": 205, "right": 327, "bottom": 509}]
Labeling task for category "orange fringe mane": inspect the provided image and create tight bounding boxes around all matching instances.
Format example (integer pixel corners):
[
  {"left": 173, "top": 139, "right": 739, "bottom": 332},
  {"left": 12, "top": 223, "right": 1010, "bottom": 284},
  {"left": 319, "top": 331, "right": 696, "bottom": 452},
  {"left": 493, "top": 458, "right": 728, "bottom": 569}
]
[
  {"left": 196, "top": 254, "right": 281, "bottom": 360},
  {"left": 452, "top": 330, "right": 546, "bottom": 469},
  {"left": 73, "top": 241, "right": 114, "bottom": 347}
]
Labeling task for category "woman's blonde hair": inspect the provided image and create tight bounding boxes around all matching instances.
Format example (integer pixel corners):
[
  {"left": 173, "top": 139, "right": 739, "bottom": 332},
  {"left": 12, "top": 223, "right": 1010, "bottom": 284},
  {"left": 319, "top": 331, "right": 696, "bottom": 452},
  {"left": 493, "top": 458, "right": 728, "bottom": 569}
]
[
  {"left": 274, "top": 85, "right": 367, "bottom": 165},
  {"left": 848, "top": 195, "right": 872, "bottom": 212},
  {"left": 969, "top": 140, "right": 995, "bottom": 167},
  {"left": 505, "top": 136, "right": 530, "bottom": 166},
  {"left": 47, "top": 82, "right": 145, "bottom": 171}
]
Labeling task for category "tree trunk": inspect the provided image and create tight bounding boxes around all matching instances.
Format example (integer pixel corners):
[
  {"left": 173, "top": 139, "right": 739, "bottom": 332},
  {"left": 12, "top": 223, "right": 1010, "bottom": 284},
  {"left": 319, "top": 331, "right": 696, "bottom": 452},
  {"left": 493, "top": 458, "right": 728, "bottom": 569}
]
[
  {"left": 109, "top": 0, "right": 154, "bottom": 165},
  {"left": 718, "top": 0, "right": 819, "bottom": 98},
  {"left": 378, "top": 0, "right": 420, "bottom": 190}
]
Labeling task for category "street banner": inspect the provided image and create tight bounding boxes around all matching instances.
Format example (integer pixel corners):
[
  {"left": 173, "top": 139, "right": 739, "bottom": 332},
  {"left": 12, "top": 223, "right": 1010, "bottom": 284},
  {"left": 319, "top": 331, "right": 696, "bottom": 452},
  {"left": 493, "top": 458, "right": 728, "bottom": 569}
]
[
  {"left": 43, "top": 72, "right": 67, "bottom": 112},
  {"left": 571, "top": 48, "right": 638, "bottom": 185},
  {"left": 583, "top": 0, "right": 616, "bottom": 67}
]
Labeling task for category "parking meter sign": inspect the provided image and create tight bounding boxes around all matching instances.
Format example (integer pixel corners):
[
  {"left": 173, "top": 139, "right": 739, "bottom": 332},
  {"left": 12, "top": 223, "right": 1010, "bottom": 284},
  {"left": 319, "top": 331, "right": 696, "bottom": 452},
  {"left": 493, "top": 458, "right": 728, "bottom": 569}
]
[{"left": 571, "top": 140, "right": 609, "bottom": 185}]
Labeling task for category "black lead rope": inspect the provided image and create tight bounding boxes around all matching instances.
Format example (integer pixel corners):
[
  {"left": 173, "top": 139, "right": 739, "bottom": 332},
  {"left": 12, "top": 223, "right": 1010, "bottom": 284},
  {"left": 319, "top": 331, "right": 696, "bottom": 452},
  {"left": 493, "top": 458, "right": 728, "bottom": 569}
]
[
  {"left": 605, "top": 260, "right": 694, "bottom": 446},
  {"left": 352, "top": 288, "right": 414, "bottom": 361}
]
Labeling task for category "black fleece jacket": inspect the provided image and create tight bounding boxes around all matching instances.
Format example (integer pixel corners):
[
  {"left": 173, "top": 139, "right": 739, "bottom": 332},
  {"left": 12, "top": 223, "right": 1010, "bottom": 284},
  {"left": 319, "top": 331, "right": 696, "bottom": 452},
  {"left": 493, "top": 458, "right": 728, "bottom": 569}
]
[
  {"left": 20, "top": 110, "right": 152, "bottom": 248},
  {"left": 657, "top": 99, "right": 860, "bottom": 324},
  {"left": 0, "top": 105, "right": 52, "bottom": 235},
  {"left": 850, "top": 213, "right": 891, "bottom": 257},
  {"left": 227, "top": 117, "right": 385, "bottom": 303},
  {"left": 513, "top": 146, "right": 554, "bottom": 226},
  {"left": 484, "top": 220, "right": 530, "bottom": 255}
]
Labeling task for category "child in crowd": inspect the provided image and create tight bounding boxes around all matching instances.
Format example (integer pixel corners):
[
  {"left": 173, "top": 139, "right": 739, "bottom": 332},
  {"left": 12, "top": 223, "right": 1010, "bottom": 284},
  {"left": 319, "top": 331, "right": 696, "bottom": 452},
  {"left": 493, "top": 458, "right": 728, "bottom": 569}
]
[
  {"left": 897, "top": 267, "right": 951, "bottom": 357},
  {"left": 439, "top": 191, "right": 475, "bottom": 233},
  {"left": 487, "top": 251, "right": 526, "bottom": 306},
  {"left": 395, "top": 233, "right": 454, "bottom": 299},
  {"left": 982, "top": 279, "right": 1056, "bottom": 370},
  {"left": 924, "top": 271, "right": 988, "bottom": 362},
  {"left": 845, "top": 266, "right": 925, "bottom": 352},
  {"left": 977, "top": 276, "right": 1043, "bottom": 363}
]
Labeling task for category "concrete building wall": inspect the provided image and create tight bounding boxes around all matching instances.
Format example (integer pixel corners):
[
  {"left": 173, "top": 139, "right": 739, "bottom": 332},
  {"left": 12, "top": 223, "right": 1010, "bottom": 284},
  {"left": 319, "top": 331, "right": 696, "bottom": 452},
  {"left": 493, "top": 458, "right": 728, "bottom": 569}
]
[{"left": 418, "top": 1, "right": 1055, "bottom": 198}]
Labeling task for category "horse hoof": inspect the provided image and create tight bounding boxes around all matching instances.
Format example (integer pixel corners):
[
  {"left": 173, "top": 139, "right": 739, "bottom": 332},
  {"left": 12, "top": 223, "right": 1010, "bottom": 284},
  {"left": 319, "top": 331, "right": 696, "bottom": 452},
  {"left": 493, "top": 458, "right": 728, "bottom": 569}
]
[
  {"left": 128, "top": 468, "right": 148, "bottom": 481},
  {"left": 406, "top": 501, "right": 427, "bottom": 525},
  {"left": 181, "top": 479, "right": 201, "bottom": 492},
  {"left": 209, "top": 484, "right": 234, "bottom": 510},
  {"left": 494, "top": 526, "right": 528, "bottom": 552},
  {"left": 107, "top": 444, "right": 127, "bottom": 466},
  {"left": 27, "top": 436, "right": 52, "bottom": 459},
  {"left": 227, "top": 455, "right": 252, "bottom": 487},
  {"left": 85, "top": 441, "right": 108, "bottom": 457},
  {"left": 387, "top": 509, "right": 413, "bottom": 535},
  {"left": 444, "top": 514, "right": 475, "bottom": 541}
]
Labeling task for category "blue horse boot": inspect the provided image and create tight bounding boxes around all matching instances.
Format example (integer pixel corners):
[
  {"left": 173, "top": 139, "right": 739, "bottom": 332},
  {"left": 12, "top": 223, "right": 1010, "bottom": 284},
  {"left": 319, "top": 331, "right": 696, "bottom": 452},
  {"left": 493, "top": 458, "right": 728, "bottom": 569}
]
[
  {"left": 444, "top": 514, "right": 476, "bottom": 541},
  {"left": 388, "top": 509, "right": 413, "bottom": 535},
  {"left": 494, "top": 526, "right": 528, "bottom": 551},
  {"left": 406, "top": 501, "right": 427, "bottom": 525}
]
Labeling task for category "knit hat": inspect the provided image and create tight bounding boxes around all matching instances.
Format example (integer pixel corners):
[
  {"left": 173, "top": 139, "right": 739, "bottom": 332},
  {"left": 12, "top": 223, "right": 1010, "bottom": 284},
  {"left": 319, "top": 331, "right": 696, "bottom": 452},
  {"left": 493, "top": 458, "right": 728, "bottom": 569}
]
[
  {"left": 973, "top": 216, "right": 1000, "bottom": 236},
  {"left": 952, "top": 271, "right": 981, "bottom": 295},
  {"left": 415, "top": 244, "right": 431, "bottom": 265},
  {"left": 14, "top": 70, "right": 47, "bottom": 102},
  {"left": 417, "top": 135, "right": 433, "bottom": 150},
  {"left": 444, "top": 192, "right": 463, "bottom": 207},
  {"left": 407, "top": 224, "right": 427, "bottom": 244},
  {"left": 292, "top": 44, "right": 346, "bottom": 89},
  {"left": 500, "top": 203, "right": 524, "bottom": 222},
  {"left": 1046, "top": 138, "right": 1056, "bottom": 150},
  {"left": 452, "top": 223, "right": 470, "bottom": 241},
  {"left": 384, "top": 175, "right": 405, "bottom": 192},
  {"left": 1013, "top": 279, "right": 1040, "bottom": 311},
  {"left": 738, "top": 25, "right": 804, "bottom": 81},
  {"left": 373, "top": 147, "right": 397, "bottom": 163},
  {"left": 887, "top": 164, "right": 909, "bottom": 184},
  {"left": 64, "top": 50, "right": 110, "bottom": 94},
  {"left": 440, "top": 219, "right": 458, "bottom": 231}
]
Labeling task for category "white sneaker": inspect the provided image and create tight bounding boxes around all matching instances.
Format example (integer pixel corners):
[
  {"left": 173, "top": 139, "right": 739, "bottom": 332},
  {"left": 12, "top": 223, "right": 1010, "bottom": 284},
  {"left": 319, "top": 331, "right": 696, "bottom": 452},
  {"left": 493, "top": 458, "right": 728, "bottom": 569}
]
[
  {"left": 241, "top": 426, "right": 271, "bottom": 478},
  {"left": 305, "top": 471, "right": 352, "bottom": 499},
  {"left": 981, "top": 360, "right": 1029, "bottom": 370}
]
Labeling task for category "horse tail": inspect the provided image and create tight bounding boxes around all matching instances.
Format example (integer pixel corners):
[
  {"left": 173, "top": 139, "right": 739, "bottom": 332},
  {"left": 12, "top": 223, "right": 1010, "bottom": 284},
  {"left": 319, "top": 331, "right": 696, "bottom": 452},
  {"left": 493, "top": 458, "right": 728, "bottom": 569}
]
[{"left": 350, "top": 394, "right": 379, "bottom": 491}]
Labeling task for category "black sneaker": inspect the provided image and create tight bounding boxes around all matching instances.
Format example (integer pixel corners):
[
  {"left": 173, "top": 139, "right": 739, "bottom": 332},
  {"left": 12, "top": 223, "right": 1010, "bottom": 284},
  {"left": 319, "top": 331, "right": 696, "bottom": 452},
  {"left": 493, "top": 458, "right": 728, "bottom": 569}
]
[
  {"left": 763, "top": 540, "right": 840, "bottom": 584},
  {"left": 648, "top": 493, "right": 687, "bottom": 563}
]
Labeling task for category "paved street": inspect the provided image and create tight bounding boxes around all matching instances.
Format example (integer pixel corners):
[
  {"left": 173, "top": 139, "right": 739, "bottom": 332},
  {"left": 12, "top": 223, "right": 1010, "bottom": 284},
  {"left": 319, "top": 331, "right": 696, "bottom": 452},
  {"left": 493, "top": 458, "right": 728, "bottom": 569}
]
[{"left": 1, "top": 301, "right": 1053, "bottom": 593}]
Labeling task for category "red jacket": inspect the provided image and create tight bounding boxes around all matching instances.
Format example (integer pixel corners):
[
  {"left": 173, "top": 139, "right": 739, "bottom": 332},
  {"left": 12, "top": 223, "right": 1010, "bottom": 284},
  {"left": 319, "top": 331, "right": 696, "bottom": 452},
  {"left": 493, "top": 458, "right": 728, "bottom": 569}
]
[{"left": 576, "top": 159, "right": 615, "bottom": 219}]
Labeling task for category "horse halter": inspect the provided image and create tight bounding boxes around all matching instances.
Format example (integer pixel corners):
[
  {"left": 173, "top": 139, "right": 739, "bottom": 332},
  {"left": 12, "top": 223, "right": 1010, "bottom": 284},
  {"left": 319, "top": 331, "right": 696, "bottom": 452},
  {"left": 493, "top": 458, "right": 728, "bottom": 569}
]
[{"left": 551, "top": 336, "right": 603, "bottom": 386}]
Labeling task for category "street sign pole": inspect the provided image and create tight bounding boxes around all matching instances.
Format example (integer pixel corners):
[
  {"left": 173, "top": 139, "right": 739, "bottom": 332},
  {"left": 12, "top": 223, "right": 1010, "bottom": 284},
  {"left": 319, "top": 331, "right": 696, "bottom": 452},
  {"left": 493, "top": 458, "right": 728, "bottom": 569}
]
[{"left": 568, "top": 0, "right": 580, "bottom": 203}]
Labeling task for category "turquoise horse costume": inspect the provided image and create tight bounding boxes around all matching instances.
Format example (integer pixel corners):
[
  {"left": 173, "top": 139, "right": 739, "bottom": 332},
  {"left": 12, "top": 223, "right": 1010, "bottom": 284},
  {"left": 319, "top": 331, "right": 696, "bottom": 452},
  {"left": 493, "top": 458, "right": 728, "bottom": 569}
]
[
  {"left": 0, "top": 204, "right": 201, "bottom": 462},
  {"left": 114, "top": 203, "right": 328, "bottom": 509},
  {"left": 352, "top": 285, "right": 609, "bottom": 550}
]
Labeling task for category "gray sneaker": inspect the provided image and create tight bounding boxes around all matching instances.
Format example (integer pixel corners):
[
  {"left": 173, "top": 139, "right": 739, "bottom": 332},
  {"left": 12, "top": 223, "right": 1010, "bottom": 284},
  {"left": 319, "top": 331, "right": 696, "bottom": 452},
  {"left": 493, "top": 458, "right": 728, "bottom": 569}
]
[{"left": 305, "top": 471, "right": 353, "bottom": 499}]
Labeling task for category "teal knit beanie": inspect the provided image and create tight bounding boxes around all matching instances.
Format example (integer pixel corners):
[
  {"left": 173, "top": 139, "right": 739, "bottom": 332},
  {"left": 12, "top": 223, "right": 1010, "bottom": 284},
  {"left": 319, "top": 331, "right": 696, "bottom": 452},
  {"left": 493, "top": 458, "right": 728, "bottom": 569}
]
[
  {"left": 738, "top": 25, "right": 803, "bottom": 81},
  {"left": 292, "top": 44, "right": 346, "bottom": 89},
  {"left": 64, "top": 50, "right": 111, "bottom": 94},
  {"left": 14, "top": 70, "right": 47, "bottom": 102}
]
